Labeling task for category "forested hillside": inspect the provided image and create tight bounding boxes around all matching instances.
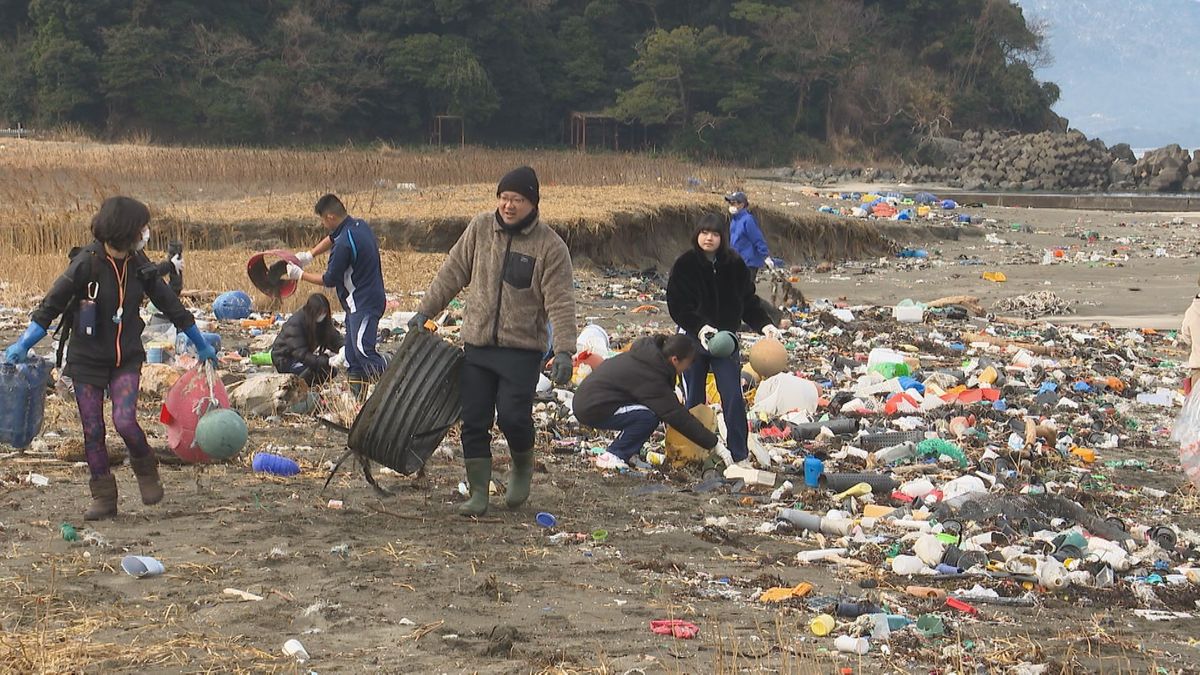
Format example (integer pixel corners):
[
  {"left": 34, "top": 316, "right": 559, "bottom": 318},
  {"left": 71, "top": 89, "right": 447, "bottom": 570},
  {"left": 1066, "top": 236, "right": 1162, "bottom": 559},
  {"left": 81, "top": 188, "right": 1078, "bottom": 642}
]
[{"left": 0, "top": 0, "right": 1060, "bottom": 162}]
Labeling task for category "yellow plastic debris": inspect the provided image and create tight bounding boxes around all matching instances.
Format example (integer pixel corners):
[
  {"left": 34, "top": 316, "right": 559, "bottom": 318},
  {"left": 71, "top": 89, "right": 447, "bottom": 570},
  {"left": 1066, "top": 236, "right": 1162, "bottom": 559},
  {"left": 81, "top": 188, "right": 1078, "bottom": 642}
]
[{"left": 760, "top": 582, "right": 814, "bottom": 603}]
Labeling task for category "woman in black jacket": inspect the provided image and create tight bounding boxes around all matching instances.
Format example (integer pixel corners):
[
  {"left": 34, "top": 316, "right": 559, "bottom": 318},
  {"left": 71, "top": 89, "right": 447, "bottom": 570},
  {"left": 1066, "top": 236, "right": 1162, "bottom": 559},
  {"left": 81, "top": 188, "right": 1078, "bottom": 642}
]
[
  {"left": 574, "top": 334, "right": 728, "bottom": 464},
  {"left": 4, "top": 196, "right": 219, "bottom": 520},
  {"left": 271, "top": 293, "right": 344, "bottom": 387},
  {"left": 666, "top": 213, "right": 781, "bottom": 463}
]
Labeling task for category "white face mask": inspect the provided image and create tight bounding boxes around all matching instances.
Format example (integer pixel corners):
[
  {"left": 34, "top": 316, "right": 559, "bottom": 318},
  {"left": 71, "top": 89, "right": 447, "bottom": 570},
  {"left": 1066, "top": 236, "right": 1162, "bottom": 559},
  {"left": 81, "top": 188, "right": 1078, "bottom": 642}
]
[
  {"left": 135, "top": 226, "right": 150, "bottom": 251},
  {"left": 728, "top": 205, "right": 739, "bottom": 214}
]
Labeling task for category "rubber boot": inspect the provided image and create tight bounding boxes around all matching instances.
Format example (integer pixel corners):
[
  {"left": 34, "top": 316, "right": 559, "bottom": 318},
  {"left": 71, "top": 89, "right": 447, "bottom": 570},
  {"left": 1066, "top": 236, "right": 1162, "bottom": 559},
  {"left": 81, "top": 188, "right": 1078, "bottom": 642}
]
[
  {"left": 349, "top": 378, "right": 368, "bottom": 403},
  {"left": 84, "top": 474, "right": 118, "bottom": 521},
  {"left": 505, "top": 449, "right": 534, "bottom": 509},
  {"left": 129, "top": 454, "right": 164, "bottom": 506},
  {"left": 459, "top": 458, "right": 492, "bottom": 517}
]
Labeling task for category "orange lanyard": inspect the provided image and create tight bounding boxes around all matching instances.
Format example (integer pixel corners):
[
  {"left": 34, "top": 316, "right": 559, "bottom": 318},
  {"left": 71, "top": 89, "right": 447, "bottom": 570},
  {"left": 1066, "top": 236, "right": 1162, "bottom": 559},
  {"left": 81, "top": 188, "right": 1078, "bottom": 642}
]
[{"left": 107, "top": 256, "right": 128, "bottom": 366}]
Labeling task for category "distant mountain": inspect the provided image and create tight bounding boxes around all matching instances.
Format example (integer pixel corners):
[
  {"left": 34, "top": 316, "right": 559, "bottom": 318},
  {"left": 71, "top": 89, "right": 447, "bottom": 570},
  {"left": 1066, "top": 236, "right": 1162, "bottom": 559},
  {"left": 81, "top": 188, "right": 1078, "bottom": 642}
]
[{"left": 1016, "top": 0, "right": 1200, "bottom": 151}]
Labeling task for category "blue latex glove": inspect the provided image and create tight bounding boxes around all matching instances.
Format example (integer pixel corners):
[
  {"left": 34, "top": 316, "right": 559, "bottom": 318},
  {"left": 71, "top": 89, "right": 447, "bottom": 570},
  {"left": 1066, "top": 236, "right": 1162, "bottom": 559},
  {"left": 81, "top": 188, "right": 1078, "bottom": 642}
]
[
  {"left": 4, "top": 323, "right": 47, "bottom": 363},
  {"left": 182, "top": 325, "right": 218, "bottom": 364}
]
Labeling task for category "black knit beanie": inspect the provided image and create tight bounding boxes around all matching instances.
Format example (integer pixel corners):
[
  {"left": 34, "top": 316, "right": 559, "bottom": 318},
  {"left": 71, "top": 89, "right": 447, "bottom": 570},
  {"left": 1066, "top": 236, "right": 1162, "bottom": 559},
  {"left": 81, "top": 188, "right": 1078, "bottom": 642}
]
[{"left": 496, "top": 166, "right": 540, "bottom": 206}]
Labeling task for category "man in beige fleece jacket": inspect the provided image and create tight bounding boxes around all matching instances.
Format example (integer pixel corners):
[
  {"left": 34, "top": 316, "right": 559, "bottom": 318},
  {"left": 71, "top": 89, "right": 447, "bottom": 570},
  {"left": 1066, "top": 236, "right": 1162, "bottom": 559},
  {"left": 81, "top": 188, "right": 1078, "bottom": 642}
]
[{"left": 410, "top": 166, "right": 577, "bottom": 516}]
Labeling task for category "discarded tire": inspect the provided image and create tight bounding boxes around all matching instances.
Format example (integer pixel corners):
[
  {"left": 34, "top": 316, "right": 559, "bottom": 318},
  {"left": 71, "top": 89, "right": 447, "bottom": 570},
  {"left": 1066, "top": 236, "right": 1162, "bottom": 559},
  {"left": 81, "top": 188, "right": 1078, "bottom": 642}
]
[{"left": 346, "top": 328, "right": 463, "bottom": 479}]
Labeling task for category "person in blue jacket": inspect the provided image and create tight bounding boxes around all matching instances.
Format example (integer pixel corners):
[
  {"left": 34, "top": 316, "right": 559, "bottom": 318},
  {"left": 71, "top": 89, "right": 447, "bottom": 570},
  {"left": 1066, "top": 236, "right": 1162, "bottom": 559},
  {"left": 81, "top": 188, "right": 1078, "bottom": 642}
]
[
  {"left": 287, "top": 194, "right": 386, "bottom": 396},
  {"left": 725, "top": 191, "right": 772, "bottom": 278}
]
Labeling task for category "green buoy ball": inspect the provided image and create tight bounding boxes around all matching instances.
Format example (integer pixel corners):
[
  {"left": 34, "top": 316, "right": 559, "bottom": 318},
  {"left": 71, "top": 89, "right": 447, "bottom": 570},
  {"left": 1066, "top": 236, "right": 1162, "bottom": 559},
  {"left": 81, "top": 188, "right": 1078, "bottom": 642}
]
[
  {"left": 195, "top": 408, "right": 248, "bottom": 460},
  {"left": 707, "top": 330, "right": 738, "bottom": 358}
]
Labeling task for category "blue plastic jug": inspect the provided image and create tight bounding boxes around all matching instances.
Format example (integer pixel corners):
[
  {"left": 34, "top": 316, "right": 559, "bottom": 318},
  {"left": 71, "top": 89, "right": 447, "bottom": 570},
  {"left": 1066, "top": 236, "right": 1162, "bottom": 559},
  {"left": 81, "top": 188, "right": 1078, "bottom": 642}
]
[{"left": 0, "top": 357, "right": 51, "bottom": 448}]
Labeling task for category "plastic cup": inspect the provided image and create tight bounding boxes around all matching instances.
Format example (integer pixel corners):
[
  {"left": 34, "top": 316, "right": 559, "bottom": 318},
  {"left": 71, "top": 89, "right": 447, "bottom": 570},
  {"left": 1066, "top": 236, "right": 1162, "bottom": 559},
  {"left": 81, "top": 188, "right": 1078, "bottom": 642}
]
[
  {"left": 591, "top": 529, "right": 608, "bottom": 543},
  {"left": 282, "top": 638, "right": 310, "bottom": 662},
  {"left": 121, "top": 555, "right": 165, "bottom": 578},
  {"left": 536, "top": 512, "right": 557, "bottom": 528},
  {"left": 809, "top": 613, "right": 835, "bottom": 636}
]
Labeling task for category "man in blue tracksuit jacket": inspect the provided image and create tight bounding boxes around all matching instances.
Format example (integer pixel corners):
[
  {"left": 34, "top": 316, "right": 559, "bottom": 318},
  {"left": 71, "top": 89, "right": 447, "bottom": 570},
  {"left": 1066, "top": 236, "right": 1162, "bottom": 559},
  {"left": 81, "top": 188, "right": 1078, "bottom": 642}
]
[
  {"left": 725, "top": 191, "right": 771, "bottom": 278},
  {"left": 288, "top": 194, "right": 387, "bottom": 394}
]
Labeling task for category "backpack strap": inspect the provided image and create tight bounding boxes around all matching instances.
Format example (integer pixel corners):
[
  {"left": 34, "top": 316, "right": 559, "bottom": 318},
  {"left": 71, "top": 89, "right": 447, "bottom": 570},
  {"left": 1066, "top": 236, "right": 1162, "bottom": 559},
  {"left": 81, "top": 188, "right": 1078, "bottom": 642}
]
[{"left": 54, "top": 248, "right": 100, "bottom": 368}]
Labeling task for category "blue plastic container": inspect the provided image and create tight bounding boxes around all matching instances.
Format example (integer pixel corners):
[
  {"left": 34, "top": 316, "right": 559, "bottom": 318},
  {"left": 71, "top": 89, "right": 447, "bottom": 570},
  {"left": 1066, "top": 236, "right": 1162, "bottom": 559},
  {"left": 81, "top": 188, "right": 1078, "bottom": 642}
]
[
  {"left": 213, "top": 291, "right": 253, "bottom": 321},
  {"left": 803, "top": 456, "right": 824, "bottom": 488},
  {"left": 252, "top": 452, "right": 300, "bottom": 476},
  {"left": 0, "top": 357, "right": 51, "bottom": 449}
]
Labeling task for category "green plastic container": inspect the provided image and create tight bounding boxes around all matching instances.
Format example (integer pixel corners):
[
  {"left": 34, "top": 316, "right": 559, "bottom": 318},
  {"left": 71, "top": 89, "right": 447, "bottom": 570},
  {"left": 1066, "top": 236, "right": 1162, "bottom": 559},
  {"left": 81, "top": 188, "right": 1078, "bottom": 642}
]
[{"left": 250, "top": 352, "right": 273, "bottom": 366}]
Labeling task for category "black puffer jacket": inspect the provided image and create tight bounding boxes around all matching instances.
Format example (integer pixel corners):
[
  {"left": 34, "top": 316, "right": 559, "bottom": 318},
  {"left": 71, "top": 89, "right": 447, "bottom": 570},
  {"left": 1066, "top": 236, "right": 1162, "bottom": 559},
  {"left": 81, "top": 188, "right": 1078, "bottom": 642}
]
[
  {"left": 666, "top": 248, "right": 771, "bottom": 335},
  {"left": 574, "top": 336, "right": 718, "bottom": 449},
  {"left": 270, "top": 311, "right": 344, "bottom": 373},
  {"left": 31, "top": 241, "right": 197, "bottom": 387}
]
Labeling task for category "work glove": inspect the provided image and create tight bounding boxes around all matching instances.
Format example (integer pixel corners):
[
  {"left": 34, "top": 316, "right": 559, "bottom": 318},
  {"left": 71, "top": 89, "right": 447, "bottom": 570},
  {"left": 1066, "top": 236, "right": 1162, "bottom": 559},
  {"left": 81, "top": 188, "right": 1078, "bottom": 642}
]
[
  {"left": 295, "top": 251, "right": 314, "bottom": 269},
  {"left": 285, "top": 263, "right": 303, "bottom": 281},
  {"left": 328, "top": 348, "right": 348, "bottom": 370},
  {"left": 407, "top": 312, "right": 430, "bottom": 331},
  {"left": 762, "top": 324, "right": 783, "bottom": 340},
  {"left": 4, "top": 323, "right": 47, "bottom": 363},
  {"left": 183, "top": 325, "right": 218, "bottom": 365},
  {"left": 550, "top": 351, "right": 573, "bottom": 385},
  {"left": 712, "top": 441, "right": 734, "bottom": 467},
  {"left": 697, "top": 324, "right": 719, "bottom": 350},
  {"left": 764, "top": 257, "right": 777, "bottom": 270},
  {"left": 170, "top": 255, "right": 183, "bottom": 274}
]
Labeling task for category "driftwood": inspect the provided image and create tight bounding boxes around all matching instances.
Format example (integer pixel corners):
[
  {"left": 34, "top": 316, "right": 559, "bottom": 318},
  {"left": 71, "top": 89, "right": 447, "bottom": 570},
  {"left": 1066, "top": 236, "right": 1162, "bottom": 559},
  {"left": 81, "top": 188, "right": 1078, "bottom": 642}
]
[
  {"left": 961, "top": 331, "right": 1056, "bottom": 356},
  {"left": 926, "top": 295, "right": 985, "bottom": 316}
]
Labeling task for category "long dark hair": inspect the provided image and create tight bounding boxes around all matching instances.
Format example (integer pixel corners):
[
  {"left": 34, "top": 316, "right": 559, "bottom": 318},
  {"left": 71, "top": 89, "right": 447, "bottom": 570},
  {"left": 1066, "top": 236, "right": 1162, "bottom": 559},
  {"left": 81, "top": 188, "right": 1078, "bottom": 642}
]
[
  {"left": 691, "top": 212, "right": 732, "bottom": 259},
  {"left": 300, "top": 294, "right": 333, "bottom": 350}
]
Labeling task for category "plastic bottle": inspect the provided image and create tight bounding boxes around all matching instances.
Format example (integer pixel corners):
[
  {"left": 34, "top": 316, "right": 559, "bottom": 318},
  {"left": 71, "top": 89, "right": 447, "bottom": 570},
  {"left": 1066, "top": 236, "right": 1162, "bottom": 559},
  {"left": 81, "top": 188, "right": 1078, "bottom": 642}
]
[
  {"left": 796, "top": 548, "right": 848, "bottom": 563},
  {"left": 1038, "top": 558, "right": 1069, "bottom": 589},
  {"left": 913, "top": 534, "right": 946, "bottom": 566},
  {"left": 778, "top": 508, "right": 822, "bottom": 532},
  {"left": 900, "top": 478, "right": 935, "bottom": 499},
  {"left": 835, "top": 600, "right": 880, "bottom": 618},
  {"left": 891, "top": 554, "right": 927, "bottom": 575},
  {"left": 834, "top": 635, "right": 870, "bottom": 655},
  {"left": 252, "top": 452, "right": 301, "bottom": 476},
  {"left": 874, "top": 441, "right": 918, "bottom": 465}
]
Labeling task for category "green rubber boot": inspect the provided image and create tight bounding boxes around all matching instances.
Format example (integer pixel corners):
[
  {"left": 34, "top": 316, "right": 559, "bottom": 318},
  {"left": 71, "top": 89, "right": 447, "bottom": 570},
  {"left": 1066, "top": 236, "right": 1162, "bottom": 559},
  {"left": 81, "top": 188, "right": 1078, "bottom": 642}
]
[
  {"left": 459, "top": 458, "right": 492, "bottom": 517},
  {"left": 505, "top": 449, "right": 534, "bottom": 509}
]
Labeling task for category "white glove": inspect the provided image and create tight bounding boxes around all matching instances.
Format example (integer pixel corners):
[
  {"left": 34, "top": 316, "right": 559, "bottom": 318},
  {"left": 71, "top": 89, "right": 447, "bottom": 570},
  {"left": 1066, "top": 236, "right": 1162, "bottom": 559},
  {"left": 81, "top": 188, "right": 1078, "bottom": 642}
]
[
  {"left": 285, "top": 263, "right": 303, "bottom": 281},
  {"left": 713, "top": 442, "right": 734, "bottom": 467},
  {"left": 170, "top": 255, "right": 183, "bottom": 273},
  {"left": 763, "top": 325, "right": 783, "bottom": 340},
  {"left": 328, "top": 348, "right": 348, "bottom": 369},
  {"left": 295, "top": 252, "right": 314, "bottom": 269},
  {"left": 698, "top": 324, "right": 718, "bottom": 350},
  {"left": 764, "top": 257, "right": 776, "bottom": 270}
]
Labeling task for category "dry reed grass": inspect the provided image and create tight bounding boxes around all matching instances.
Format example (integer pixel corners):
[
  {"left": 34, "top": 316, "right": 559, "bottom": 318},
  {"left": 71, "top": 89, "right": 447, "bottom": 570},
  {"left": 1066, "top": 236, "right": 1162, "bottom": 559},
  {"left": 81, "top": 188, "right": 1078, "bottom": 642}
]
[
  {"left": 0, "top": 138, "right": 733, "bottom": 257},
  {"left": 0, "top": 571, "right": 282, "bottom": 672},
  {"left": 0, "top": 249, "right": 446, "bottom": 312}
]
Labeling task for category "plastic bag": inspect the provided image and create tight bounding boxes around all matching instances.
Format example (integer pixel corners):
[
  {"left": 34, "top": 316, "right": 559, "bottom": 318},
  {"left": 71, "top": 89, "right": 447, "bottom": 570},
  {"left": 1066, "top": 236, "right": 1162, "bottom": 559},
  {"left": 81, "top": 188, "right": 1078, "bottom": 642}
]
[{"left": 1171, "top": 390, "right": 1200, "bottom": 488}]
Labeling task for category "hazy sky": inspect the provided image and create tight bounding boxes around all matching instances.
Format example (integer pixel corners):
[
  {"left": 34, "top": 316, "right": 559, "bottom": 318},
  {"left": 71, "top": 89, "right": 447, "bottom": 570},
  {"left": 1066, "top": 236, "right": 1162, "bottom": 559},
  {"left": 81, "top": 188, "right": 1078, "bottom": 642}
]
[{"left": 1016, "top": 0, "right": 1200, "bottom": 150}]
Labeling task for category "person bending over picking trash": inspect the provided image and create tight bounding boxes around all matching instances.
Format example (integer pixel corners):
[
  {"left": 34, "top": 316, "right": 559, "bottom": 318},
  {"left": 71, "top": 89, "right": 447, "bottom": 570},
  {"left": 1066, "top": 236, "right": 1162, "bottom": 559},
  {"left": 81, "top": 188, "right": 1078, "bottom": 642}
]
[
  {"left": 4, "top": 196, "right": 220, "bottom": 520},
  {"left": 409, "top": 166, "right": 577, "bottom": 516},
  {"left": 574, "top": 334, "right": 732, "bottom": 466},
  {"left": 271, "top": 293, "right": 344, "bottom": 388},
  {"left": 666, "top": 213, "right": 782, "bottom": 464},
  {"left": 286, "top": 194, "right": 386, "bottom": 398}
]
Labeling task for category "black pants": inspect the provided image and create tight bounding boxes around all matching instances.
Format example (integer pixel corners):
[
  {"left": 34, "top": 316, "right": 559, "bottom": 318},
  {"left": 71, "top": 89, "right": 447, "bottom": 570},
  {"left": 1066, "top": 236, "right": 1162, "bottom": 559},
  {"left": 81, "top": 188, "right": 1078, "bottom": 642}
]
[{"left": 460, "top": 345, "right": 543, "bottom": 459}]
